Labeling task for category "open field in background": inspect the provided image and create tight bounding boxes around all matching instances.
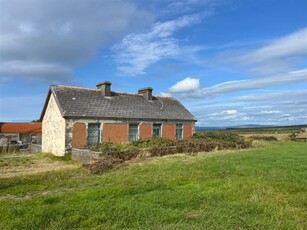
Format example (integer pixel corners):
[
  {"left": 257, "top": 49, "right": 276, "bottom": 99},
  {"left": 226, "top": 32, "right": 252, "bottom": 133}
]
[
  {"left": 198, "top": 125, "right": 307, "bottom": 141},
  {"left": 224, "top": 125, "right": 306, "bottom": 134},
  {"left": 0, "top": 141, "right": 306, "bottom": 229}
]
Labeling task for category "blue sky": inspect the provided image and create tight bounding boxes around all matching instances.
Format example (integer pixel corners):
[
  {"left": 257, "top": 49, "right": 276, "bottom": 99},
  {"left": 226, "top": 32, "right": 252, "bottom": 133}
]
[{"left": 0, "top": 0, "right": 306, "bottom": 126}]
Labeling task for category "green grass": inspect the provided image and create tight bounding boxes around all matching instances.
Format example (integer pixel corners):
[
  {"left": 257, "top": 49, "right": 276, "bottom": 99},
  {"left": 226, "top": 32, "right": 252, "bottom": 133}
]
[{"left": 0, "top": 142, "right": 306, "bottom": 229}]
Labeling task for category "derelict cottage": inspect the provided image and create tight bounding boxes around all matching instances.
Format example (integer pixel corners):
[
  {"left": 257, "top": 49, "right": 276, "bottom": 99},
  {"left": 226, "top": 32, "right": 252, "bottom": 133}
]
[{"left": 41, "top": 81, "right": 196, "bottom": 156}]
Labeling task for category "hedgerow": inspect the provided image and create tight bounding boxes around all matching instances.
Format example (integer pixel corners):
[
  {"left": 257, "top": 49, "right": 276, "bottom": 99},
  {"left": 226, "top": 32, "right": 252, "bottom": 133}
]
[
  {"left": 250, "top": 135, "right": 278, "bottom": 141},
  {"left": 84, "top": 135, "right": 252, "bottom": 174}
]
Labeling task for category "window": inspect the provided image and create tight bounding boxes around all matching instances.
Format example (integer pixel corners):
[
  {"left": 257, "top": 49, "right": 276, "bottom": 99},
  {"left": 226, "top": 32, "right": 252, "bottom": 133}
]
[
  {"left": 129, "top": 123, "right": 139, "bottom": 141},
  {"left": 153, "top": 124, "right": 161, "bottom": 137},
  {"left": 176, "top": 124, "right": 183, "bottom": 139},
  {"left": 87, "top": 123, "right": 100, "bottom": 145}
]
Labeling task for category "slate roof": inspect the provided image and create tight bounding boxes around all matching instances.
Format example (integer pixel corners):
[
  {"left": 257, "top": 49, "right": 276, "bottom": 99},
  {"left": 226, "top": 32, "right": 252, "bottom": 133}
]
[{"left": 41, "top": 85, "right": 196, "bottom": 122}]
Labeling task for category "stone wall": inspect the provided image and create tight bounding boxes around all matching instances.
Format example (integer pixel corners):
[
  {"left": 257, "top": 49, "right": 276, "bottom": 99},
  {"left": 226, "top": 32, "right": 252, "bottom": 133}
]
[
  {"left": 42, "top": 94, "right": 66, "bottom": 156},
  {"left": 30, "top": 144, "right": 42, "bottom": 153},
  {"left": 71, "top": 148, "right": 100, "bottom": 161}
]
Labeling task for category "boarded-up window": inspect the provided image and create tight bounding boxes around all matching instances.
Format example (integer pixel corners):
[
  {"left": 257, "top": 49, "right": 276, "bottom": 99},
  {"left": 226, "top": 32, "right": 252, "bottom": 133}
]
[
  {"left": 102, "top": 123, "right": 128, "bottom": 143},
  {"left": 139, "top": 123, "right": 152, "bottom": 139},
  {"left": 87, "top": 123, "right": 100, "bottom": 145},
  {"left": 183, "top": 123, "right": 193, "bottom": 138},
  {"left": 129, "top": 123, "right": 138, "bottom": 141},
  {"left": 72, "top": 123, "right": 86, "bottom": 147}
]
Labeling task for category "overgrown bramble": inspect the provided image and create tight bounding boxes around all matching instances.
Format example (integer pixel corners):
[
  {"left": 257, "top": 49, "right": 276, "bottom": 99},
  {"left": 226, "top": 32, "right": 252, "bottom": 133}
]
[
  {"left": 84, "top": 136, "right": 252, "bottom": 174},
  {"left": 250, "top": 135, "right": 278, "bottom": 141}
]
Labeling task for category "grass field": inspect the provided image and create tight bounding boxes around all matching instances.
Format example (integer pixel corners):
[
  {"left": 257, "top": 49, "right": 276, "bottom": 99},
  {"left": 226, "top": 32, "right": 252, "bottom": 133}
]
[
  {"left": 197, "top": 125, "right": 307, "bottom": 141},
  {"left": 222, "top": 125, "right": 306, "bottom": 134},
  {"left": 0, "top": 141, "right": 306, "bottom": 229}
]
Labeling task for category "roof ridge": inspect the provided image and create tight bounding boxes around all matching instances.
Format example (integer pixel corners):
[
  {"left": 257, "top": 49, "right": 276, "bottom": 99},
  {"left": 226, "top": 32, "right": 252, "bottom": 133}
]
[
  {"left": 54, "top": 85, "right": 162, "bottom": 97},
  {"left": 53, "top": 85, "right": 177, "bottom": 99},
  {"left": 54, "top": 85, "right": 97, "bottom": 91}
]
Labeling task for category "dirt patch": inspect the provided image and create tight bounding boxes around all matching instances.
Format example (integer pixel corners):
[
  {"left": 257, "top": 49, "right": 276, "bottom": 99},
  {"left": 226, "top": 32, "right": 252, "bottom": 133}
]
[{"left": 296, "top": 132, "right": 307, "bottom": 139}]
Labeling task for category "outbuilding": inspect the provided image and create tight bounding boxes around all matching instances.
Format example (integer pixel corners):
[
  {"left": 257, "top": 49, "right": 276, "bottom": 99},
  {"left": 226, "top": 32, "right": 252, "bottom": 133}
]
[{"left": 0, "top": 122, "right": 42, "bottom": 146}]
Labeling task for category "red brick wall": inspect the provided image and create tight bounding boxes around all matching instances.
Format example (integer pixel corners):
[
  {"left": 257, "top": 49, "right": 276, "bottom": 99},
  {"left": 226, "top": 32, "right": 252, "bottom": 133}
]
[
  {"left": 162, "top": 123, "right": 175, "bottom": 139},
  {"left": 183, "top": 123, "right": 193, "bottom": 138},
  {"left": 72, "top": 122, "right": 86, "bottom": 147},
  {"left": 139, "top": 123, "right": 152, "bottom": 139},
  {"left": 102, "top": 123, "right": 128, "bottom": 143}
]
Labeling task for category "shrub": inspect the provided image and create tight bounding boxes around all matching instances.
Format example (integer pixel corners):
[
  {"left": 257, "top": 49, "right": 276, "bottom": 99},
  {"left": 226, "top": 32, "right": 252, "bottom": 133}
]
[
  {"left": 90, "top": 143, "right": 140, "bottom": 161},
  {"left": 251, "top": 135, "right": 277, "bottom": 141},
  {"left": 149, "top": 138, "right": 252, "bottom": 157},
  {"left": 130, "top": 137, "right": 176, "bottom": 148},
  {"left": 193, "top": 131, "right": 242, "bottom": 142},
  {"left": 82, "top": 156, "right": 124, "bottom": 174},
  {"left": 84, "top": 136, "right": 252, "bottom": 174}
]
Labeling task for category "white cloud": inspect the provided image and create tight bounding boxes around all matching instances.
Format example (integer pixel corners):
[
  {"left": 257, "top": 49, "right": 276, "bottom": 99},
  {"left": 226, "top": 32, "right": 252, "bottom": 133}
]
[
  {"left": 222, "top": 110, "right": 237, "bottom": 115},
  {"left": 234, "top": 89, "right": 307, "bottom": 102},
  {"left": 164, "top": 0, "right": 217, "bottom": 17},
  {"left": 209, "top": 110, "right": 238, "bottom": 116},
  {"left": 240, "top": 28, "right": 307, "bottom": 65},
  {"left": 169, "top": 77, "right": 200, "bottom": 93},
  {"left": 187, "top": 68, "right": 307, "bottom": 98},
  {"left": 190, "top": 89, "right": 307, "bottom": 127},
  {"left": 112, "top": 15, "right": 201, "bottom": 75},
  {"left": 215, "top": 28, "right": 307, "bottom": 75},
  {"left": 260, "top": 110, "right": 280, "bottom": 114},
  {"left": 0, "top": 0, "right": 153, "bottom": 82}
]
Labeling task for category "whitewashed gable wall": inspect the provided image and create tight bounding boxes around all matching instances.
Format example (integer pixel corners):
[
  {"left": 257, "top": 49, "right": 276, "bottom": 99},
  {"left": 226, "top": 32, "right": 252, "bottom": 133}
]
[{"left": 42, "top": 94, "right": 66, "bottom": 156}]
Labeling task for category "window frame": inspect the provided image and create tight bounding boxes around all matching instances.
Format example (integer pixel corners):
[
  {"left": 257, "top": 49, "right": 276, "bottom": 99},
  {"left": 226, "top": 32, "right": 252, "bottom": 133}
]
[
  {"left": 175, "top": 123, "right": 183, "bottom": 139},
  {"left": 128, "top": 123, "right": 139, "bottom": 141},
  {"left": 87, "top": 123, "right": 101, "bottom": 145},
  {"left": 152, "top": 123, "right": 161, "bottom": 137}
]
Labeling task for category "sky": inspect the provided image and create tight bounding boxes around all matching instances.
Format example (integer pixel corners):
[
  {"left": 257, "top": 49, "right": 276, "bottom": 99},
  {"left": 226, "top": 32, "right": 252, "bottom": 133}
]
[{"left": 0, "top": 0, "right": 306, "bottom": 127}]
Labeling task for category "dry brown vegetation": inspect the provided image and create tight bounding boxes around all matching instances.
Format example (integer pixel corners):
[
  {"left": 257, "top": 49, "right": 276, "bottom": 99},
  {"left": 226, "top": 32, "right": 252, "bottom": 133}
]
[{"left": 0, "top": 153, "right": 78, "bottom": 179}]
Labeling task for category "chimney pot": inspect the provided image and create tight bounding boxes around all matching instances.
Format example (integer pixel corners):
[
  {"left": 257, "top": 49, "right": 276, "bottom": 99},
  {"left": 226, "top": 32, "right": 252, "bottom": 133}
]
[
  {"left": 96, "top": 81, "right": 112, "bottom": 97},
  {"left": 138, "top": 87, "right": 153, "bottom": 101}
]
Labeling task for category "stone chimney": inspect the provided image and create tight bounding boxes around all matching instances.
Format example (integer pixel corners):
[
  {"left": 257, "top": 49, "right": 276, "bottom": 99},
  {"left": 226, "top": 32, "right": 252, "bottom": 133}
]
[
  {"left": 96, "top": 81, "right": 112, "bottom": 97},
  {"left": 138, "top": 87, "right": 153, "bottom": 101}
]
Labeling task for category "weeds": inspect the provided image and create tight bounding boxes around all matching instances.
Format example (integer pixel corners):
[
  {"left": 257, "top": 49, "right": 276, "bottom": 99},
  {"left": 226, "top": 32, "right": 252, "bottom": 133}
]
[
  {"left": 84, "top": 135, "right": 252, "bottom": 174},
  {"left": 82, "top": 156, "right": 124, "bottom": 174},
  {"left": 250, "top": 135, "right": 278, "bottom": 141}
]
